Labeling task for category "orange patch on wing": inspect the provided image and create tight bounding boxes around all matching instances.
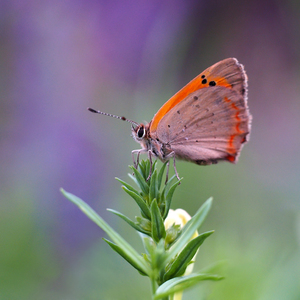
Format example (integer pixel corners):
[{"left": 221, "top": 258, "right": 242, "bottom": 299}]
[
  {"left": 224, "top": 97, "right": 246, "bottom": 156},
  {"left": 228, "top": 134, "right": 236, "bottom": 151},
  {"left": 241, "top": 136, "right": 247, "bottom": 143},
  {"left": 235, "top": 111, "right": 241, "bottom": 121},
  {"left": 230, "top": 102, "right": 238, "bottom": 110},
  {"left": 150, "top": 74, "right": 232, "bottom": 132},
  {"left": 226, "top": 155, "right": 236, "bottom": 163},
  {"left": 235, "top": 112, "right": 242, "bottom": 133},
  {"left": 224, "top": 97, "right": 245, "bottom": 156},
  {"left": 236, "top": 123, "right": 242, "bottom": 133}
]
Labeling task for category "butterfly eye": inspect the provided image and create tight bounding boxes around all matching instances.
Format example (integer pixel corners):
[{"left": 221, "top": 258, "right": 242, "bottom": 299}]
[{"left": 137, "top": 126, "right": 145, "bottom": 138}]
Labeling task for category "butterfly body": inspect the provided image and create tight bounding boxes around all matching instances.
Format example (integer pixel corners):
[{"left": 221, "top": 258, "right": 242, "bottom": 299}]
[{"left": 131, "top": 122, "right": 173, "bottom": 162}]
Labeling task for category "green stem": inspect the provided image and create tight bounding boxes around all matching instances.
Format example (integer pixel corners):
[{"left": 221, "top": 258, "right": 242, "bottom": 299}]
[{"left": 151, "top": 276, "right": 157, "bottom": 299}]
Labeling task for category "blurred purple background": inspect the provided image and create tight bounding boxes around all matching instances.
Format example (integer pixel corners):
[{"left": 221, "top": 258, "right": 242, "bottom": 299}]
[{"left": 1, "top": 1, "right": 300, "bottom": 299}]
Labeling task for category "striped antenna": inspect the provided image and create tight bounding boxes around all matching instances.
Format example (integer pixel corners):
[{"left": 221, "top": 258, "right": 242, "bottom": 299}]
[{"left": 87, "top": 107, "right": 139, "bottom": 127}]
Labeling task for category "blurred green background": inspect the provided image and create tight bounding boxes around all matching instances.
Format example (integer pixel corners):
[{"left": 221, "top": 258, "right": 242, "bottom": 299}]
[{"left": 1, "top": 1, "right": 300, "bottom": 299}]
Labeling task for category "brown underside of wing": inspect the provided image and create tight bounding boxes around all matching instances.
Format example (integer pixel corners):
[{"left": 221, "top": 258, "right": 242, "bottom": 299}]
[{"left": 155, "top": 86, "right": 251, "bottom": 164}]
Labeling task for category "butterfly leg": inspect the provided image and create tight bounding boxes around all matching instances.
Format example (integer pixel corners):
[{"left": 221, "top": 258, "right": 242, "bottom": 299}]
[
  {"left": 131, "top": 149, "right": 146, "bottom": 169},
  {"left": 164, "top": 151, "right": 180, "bottom": 182},
  {"left": 173, "top": 155, "right": 180, "bottom": 182},
  {"left": 146, "top": 150, "right": 154, "bottom": 181}
]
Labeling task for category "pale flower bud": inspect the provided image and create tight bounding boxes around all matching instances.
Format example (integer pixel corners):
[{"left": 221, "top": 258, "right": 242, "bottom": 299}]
[
  {"left": 164, "top": 208, "right": 199, "bottom": 275},
  {"left": 164, "top": 209, "right": 199, "bottom": 300}
]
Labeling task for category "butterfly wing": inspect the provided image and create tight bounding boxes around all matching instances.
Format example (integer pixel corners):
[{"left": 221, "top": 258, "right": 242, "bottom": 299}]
[
  {"left": 150, "top": 58, "right": 251, "bottom": 165},
  {"left": 150, "top": 58, "right": 247, "bottom": 133},
  {"left": 153, "top": 86, "right": 251, "bottom": 164}
]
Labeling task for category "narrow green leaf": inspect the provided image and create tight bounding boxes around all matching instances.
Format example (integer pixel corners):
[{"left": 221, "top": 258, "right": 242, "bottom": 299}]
[
  {"left": 181, "top": 198, "right": 212, "bottom": 237},
  {"left": 151, "top": 199, "right": 166, "bottom": 243},
  {"left": 144, "top": 160, "right": 150, "bottom": 180},
  {"left": 160, "top": 174, "right": 175, "bottom": 206},
  {"left": 129, "top": 166, "right": 149, "bottom": 195},
  {"left": 161, "top": 174, "right": 176, "bottom": 200},
  {"left": 137, "top": 160, "right": 147, "bottom": 179},
  {"left": 140, "top": 159, "right": 157, "bottom": 180},
  {"left": 166, "top": 198, "right": 213, "bottom": 264},
  {"left": 127, "top": 172, "right": 138, "bottom": 186},
  {"left": 150, "top": 160, "right": 157, "bottom": 175},
  {"left": 149, "top": 169, "right": 158, "bottom": 202},
  {"left": 60, "top": 188, "right": 150, "bottom": 275},
  {"left": 163, "top": 231, "right": 214, "bottom": 281},
  {"left": 163, "top": 179, "right": 181, "bottom": 219},
  {"left": 103, "top": 238, "right": 148, "bottom": 276},
  {"left": 157, "top": 161, "right": 168, "bottom": 191},
  {"left": 153, "top": 239, "right": 168, "bottom": 273},
  {"left": 154, "top": 273, "right": 223, "bottom": 299},
  {"left": 115, "top": 177, "right": 140, "bottom": 195},
  {"left": 122, "top": 186, "right": 151, "bottom": 220},
  {"left": 107, "top": 209, "right": 150, "bottom": 235},
  {"left": 142, "top": 236, "right": 155, "bottom": 257}
]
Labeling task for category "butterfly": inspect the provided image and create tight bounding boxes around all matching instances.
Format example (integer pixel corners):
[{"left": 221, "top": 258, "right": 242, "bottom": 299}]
[{"left": 89, "top": 58, "right": 252, "bottom": 181}]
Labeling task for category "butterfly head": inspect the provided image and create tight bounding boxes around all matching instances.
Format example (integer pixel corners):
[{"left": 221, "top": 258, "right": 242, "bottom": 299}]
[
  {"left": 131, "top": 123, "right": 152, "bottom": 150},
  {"left": 131, "top": 123, "right": 147, "bottom": 141}
]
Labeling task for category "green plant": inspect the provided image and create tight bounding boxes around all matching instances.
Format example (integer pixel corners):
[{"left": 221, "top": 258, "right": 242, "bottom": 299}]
[{"left": 61, "top": 160, "right": 222, "bottom": 299}]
